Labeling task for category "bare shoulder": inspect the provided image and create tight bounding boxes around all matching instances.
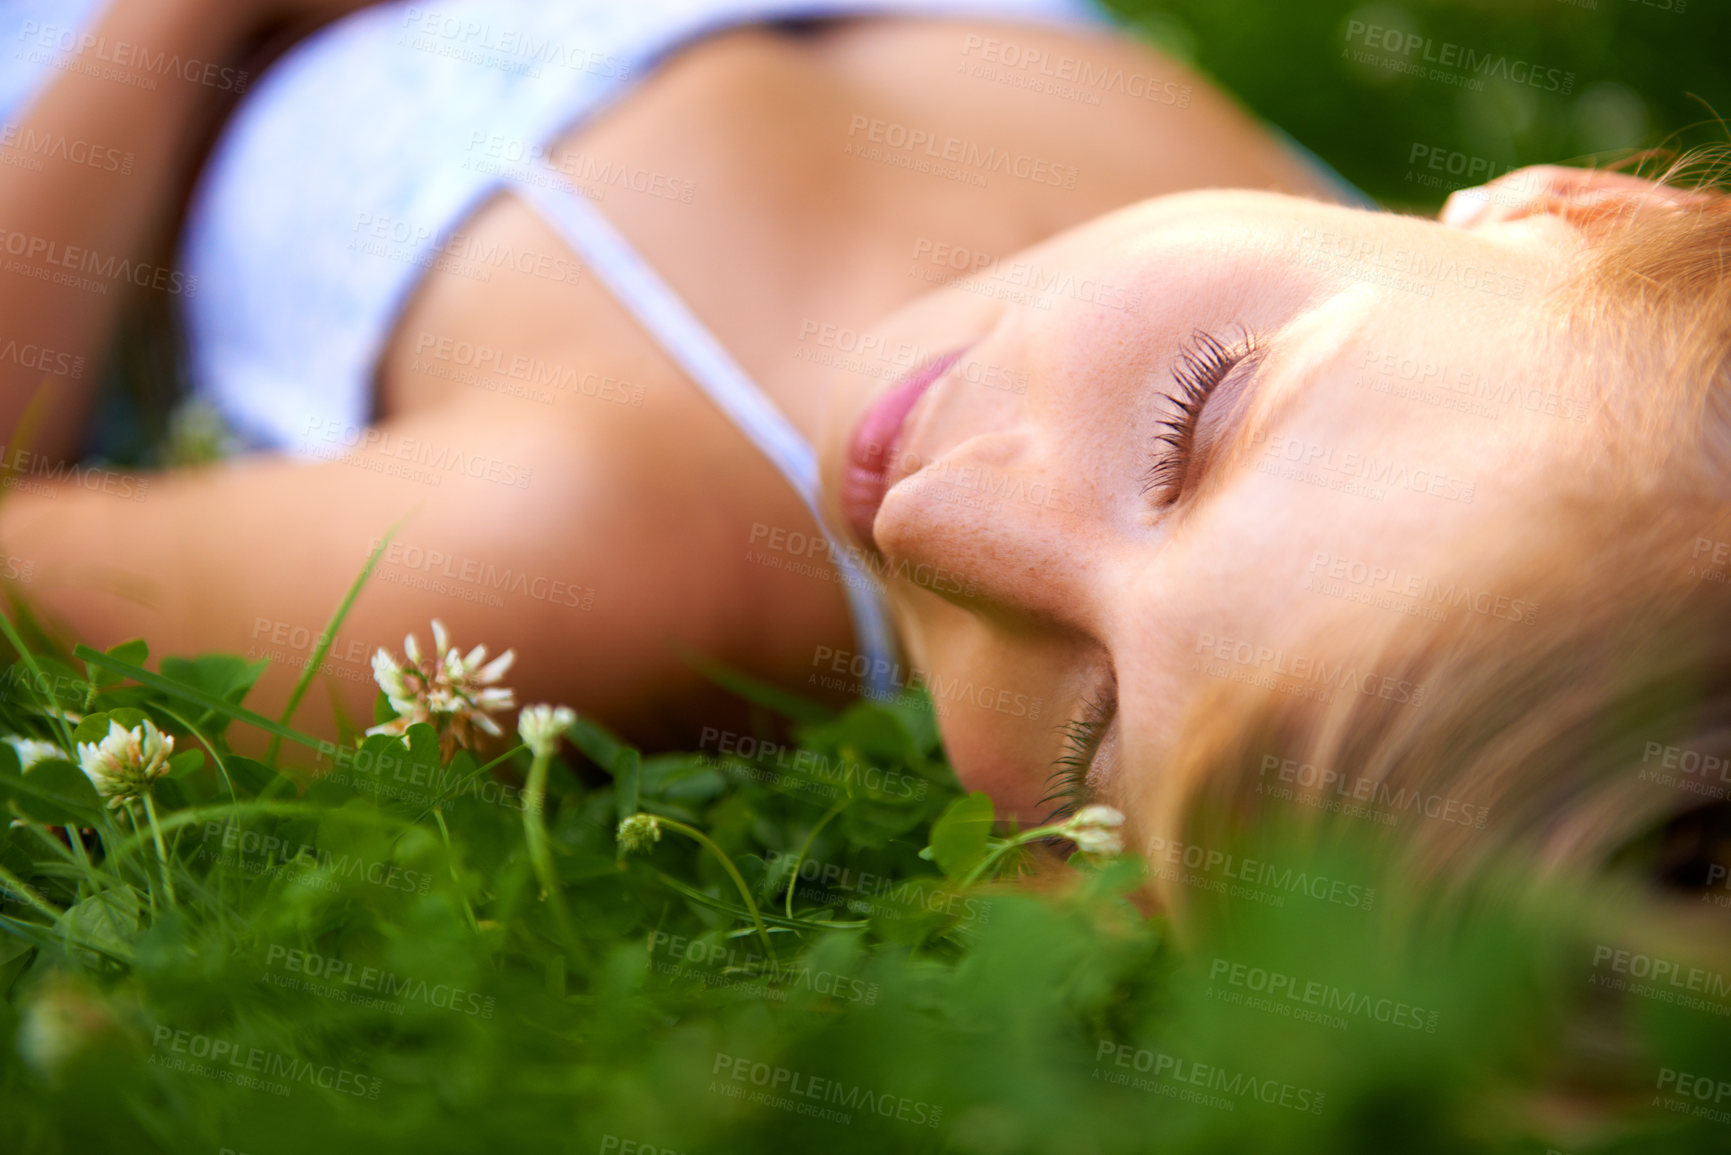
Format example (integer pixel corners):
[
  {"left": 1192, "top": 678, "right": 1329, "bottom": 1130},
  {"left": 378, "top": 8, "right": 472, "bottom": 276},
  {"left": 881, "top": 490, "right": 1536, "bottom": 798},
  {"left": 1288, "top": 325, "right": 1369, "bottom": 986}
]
[{"left": 797, "top": 17, "right": 1340, "bottom": 203}]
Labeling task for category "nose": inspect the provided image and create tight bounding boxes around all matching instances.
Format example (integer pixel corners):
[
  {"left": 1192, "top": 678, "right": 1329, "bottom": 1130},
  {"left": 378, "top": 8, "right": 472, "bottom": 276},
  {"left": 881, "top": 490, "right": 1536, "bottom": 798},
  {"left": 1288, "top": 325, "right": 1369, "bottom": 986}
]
[{"left": 873, "top": 426, "right": 1102, "bottom": 631}]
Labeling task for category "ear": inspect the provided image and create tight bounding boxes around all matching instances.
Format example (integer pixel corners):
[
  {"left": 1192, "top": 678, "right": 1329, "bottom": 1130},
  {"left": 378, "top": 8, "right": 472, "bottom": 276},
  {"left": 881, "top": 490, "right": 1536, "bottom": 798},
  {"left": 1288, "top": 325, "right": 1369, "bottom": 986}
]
[{"left": 1439, "top": 164, "right": 1703, "bottom": 230}]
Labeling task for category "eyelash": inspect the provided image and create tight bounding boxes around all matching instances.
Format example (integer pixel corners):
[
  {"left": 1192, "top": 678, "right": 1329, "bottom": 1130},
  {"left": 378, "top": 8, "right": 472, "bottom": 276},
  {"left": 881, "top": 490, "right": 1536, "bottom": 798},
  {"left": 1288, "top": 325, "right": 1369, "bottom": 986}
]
[
  {"left": 1042, "top": 692, "right": 1114, "bottom": 822},
  {"left": 1042, "top": 328, "right": 1256, "bottom": 817},
  {"left": 1141, "top": 326, "right": 1257, "bottom": 506},
  {"left": 1047, "top": 329, "right": 1254, "bottom": 811}
]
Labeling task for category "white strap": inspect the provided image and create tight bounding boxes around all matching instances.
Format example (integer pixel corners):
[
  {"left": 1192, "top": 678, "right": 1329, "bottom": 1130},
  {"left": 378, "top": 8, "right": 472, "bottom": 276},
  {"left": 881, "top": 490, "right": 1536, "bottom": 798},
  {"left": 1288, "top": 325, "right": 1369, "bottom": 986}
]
[{"left": 508, "top": 178, "right": 902, "bottom": 698}]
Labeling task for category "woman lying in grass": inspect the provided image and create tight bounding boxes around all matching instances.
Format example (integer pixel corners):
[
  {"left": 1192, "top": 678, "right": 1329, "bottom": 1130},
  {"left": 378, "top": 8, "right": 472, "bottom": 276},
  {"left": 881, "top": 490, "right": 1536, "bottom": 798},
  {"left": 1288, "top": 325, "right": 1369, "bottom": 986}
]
[{"left": 3, "top": 0, "right": 1730, "bottom": 894}]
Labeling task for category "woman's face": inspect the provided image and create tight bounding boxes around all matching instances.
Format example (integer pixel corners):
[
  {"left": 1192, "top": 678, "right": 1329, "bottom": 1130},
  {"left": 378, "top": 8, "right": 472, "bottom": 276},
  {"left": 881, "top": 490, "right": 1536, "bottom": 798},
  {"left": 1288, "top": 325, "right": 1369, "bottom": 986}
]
[{"left": 818, "top": 188, "right": 1596, "bottom": 820}]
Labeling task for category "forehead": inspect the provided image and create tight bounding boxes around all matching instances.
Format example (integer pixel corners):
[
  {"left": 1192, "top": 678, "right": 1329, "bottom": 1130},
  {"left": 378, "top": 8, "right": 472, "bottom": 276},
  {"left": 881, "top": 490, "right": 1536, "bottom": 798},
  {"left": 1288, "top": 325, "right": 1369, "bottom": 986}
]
[{"left": 1058, "top": 189, "right": 1559, "bottom": 312}]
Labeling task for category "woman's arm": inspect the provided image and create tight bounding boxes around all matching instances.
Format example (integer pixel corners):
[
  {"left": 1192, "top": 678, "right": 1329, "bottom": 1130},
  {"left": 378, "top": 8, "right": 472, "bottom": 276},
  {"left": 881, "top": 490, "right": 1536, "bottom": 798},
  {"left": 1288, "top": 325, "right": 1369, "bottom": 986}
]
[
  {"left": 0, "top": 0, "right": 377, "bottom": 463},
  {"left": 0, "top": 383, "right": 843, "bottom": 750},
  {"left": 0, "top": 0, "right": 258, "bottom": 460}
]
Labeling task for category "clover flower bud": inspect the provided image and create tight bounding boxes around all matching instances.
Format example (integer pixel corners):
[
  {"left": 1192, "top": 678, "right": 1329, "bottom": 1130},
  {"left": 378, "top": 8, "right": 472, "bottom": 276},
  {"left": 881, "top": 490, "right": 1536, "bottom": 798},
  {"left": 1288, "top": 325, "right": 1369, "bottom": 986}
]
[
  {"left": 616, "top": 813, "right": 663, "bottom": 855},
  {"left": 1062, "top": 804, "right": 1127, "bottom": 857},
  {"left": 518, "top": 705, "right": 576, "bottom": 760}
]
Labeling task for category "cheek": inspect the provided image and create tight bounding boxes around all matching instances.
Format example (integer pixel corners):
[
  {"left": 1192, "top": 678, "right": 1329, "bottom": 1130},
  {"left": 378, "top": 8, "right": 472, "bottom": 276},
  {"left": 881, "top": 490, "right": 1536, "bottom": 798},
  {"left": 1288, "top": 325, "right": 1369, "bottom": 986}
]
[
  {"left": 936, "top": 700, "right": 1051, "bottom": 821},
  {"left": 898, "top": 602, "right": 1073, "bottom": 822}
]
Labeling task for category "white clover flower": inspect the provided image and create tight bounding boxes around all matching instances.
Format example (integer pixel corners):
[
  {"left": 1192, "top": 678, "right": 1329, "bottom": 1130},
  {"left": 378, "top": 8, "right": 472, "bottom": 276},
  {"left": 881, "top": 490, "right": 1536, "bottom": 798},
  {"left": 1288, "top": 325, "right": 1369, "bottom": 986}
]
[
  {"left": 1062, "top": 804, "right": 1127, "bottom": 857},
  {"left": 75, "top": 719, "right": 173, "bottom": 808},
  {"left": 616, "top": 813, "right": 663, "bottom": 855},
  {"left": 518, "top": 705, "right": 576, "bottom": 760},
  {"left": 4, "top": 735, "right": 65, "bottom": 773},
  {"left": 367, "top": 619, "right": 517, "bottom": 755},
  {"left": 16, "top": 976, "right": 114, "bottom": 1080}
]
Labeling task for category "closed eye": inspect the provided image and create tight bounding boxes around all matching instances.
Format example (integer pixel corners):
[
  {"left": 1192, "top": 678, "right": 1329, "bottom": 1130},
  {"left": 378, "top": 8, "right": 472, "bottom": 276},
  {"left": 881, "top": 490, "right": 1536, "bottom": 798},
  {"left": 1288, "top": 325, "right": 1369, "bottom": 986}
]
[
  {"left": 1142, "top": 327, "right": 1262, "bottom": 507},
  {"left": 1042, "top": 682, "right": 1116, "bottom": 822}
]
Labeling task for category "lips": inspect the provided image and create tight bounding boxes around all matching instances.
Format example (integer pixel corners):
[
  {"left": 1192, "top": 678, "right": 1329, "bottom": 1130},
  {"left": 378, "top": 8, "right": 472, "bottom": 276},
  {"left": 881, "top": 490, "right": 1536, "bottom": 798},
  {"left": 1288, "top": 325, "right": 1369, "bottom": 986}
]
[{"left": 838, "top": 347, "right": 968, "bottom": 550}]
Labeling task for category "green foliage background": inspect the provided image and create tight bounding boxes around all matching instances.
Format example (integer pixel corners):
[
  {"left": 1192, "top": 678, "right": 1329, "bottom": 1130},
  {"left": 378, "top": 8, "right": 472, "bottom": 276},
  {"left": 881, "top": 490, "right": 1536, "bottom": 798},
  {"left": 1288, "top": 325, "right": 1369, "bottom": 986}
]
[
  {"left": 1106, "top": 0, "right": 1730, "bottom": 208},
  {"left": 16, "top": 4, "right": 1731, "bottom": 1152},
  {"left": 0, "top": 615, "right": 1726, "bottom": 1154}
]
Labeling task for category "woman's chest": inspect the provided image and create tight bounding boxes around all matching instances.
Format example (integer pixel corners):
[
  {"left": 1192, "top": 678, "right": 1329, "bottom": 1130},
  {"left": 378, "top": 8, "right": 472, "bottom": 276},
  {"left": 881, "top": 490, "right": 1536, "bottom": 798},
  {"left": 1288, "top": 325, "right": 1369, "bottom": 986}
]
[{"left": 372, "top": 19, "right": 1204, "bottom": 441}]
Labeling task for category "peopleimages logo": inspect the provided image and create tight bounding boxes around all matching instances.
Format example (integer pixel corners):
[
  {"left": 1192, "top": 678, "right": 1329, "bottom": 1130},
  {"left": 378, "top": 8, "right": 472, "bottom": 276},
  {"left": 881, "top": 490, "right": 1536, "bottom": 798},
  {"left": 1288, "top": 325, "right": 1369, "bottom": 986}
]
[
  {"left": 1206, "top": 957, "right": 1440, "bottom": 1033},
  {"left": 1303, "top": 551, "right": 1538, "bottom": 626},
  {"left": 1144, "top": 834, "right": 1377, "bottom": 911},
  {"left": 0, "top": 225, "right": 196, "bottom": 298},
  {"left": 1257, "top": 754, "right": 1491, "bottom": 829},
  {"left": 312, "top": 739, "right": 539, "bottom": 813},
  {"left": 398, "top": 7, "right": 633, "bottom": 80},
  {"left": 1342, "top": 20, "right": 1575, "bottom": 94},
  {"left": 263, "top": 944, "right": 497, "bottom": 1018},
  {"left": 1094, "top": 1040, "right": 1327, "bottom": 1115},
  {"left": 648, "top": 930, "right": 881, "bottom": 1004},
  {"left": 710, "top": 1053, "right": 943, "bottom": 1128},
  {"left": 16, "top": 20, "right": 250, "bottom": 92},
  {"left": 301, "top": 420, "right": 534, "bottom": 489},
  {"left": 0, "top": 338, "right": 85, "bottom": 379},
  {"left": 908, "top": 236, "right": 1142, "bottom": 314},
  {"left": 807, "top": 646, "right": 1046, "bottom": 720},
  {"left": 845, "top": 114, "right": 1078, "bottom": 190},
  {"left": 747, "top": 521, "right": 978, "bottom": 598},
  {"left": 0, "top": 442, "right": 150, "bottom": 501},
  {"left": 1252, "top": 428, "right": 1478, "bottom": 504},
  {"left": 201, "top": 821, "right": 434, "bottom": 896},
  {"left": 698, "top": 726, "right": 930, "bottom": 802},
  {"left": 1194, "top": 631, "right": 1427, "bottom": 708},
  {"left": 1592, "top": 946, "right": 1731, "bottom": 1001},
  {"left": 959, "top": 33, "right": 1192, "bottom": 108},
  {"left": 0, "top": 123, "right": 133, "bottom": 175},
  {"left": 149, "top": 1025, "right": 380, "bottom": 1099}
]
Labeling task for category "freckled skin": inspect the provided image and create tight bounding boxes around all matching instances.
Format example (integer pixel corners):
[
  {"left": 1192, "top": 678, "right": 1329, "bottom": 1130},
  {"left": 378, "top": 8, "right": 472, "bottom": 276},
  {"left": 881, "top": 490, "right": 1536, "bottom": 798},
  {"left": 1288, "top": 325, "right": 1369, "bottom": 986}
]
[{"left": 819, "top": 190, "right": 1596, "bottom": 818}]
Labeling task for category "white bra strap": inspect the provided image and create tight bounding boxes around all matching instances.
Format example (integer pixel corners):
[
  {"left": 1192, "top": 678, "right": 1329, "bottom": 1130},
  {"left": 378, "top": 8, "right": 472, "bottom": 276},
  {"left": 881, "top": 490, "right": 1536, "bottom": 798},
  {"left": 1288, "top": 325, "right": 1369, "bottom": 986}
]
[{"left": 507, "top": 178, "right": 901, "bottom": 699}]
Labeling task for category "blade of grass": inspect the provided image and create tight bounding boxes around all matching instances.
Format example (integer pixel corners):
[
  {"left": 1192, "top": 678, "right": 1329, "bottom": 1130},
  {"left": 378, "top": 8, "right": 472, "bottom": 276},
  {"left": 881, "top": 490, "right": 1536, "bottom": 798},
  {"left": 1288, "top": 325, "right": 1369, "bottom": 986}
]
[
  {"left": 0, "top": 382, "right": 78, "bottom": 754},
  {"left": 0, "top": 609, "right": 74, "bottom": 753},
  {"left": 157, "top": 705, "right": 238, "bottom": 807},
  {"left": 677, "top": 650, "right": 836, "bottom": 724},
  {"left": 784, "top": 800, "right": 847, "bottom": 919},
  {"left": 140, "top": 794, "right": 177, "bottom": 906},
  {"left": 103, "top": 800, "right": 420, "bottom": 860},
  {"left": 565, "top": 715, "right": 624, "bottom": 773},
  {"left": 119, "top": 804, "right": 155, "bottom": 913},
  {"left": 0, "top": 861, "right": 62, "bottom": 919},
  {"left": 431, "top": 807, "right": 479, "bottom": 933},
  {"left": 522, "top": 744, "right": 575, "bottom": 946},
  {"left": 74, "top": 645, "right": 324, "bottom": 753},
  {"left": 650, "top": 870, "right": 866, "bottom": 932},
  {"left": 0, "top": 912, "right": 133, "bottom": 967},
  {"left": 644, "top": 817, "right": 779, "bottom": 961},
  {"left": 408, "top": 744, "right": 526, "bottom": 826},
  {"left": 19, "top": 822, "right": 104, "bottom": 902},
  {"left": 0, "top": 772, "right": 103, "bottom": 829},
  {"left": 267, "top": 521, "right": 403, "bottom": 768}
]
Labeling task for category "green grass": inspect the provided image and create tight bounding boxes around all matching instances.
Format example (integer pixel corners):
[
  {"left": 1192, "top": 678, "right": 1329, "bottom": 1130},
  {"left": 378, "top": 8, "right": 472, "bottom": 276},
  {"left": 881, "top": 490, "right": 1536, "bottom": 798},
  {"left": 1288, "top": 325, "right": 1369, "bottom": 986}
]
[
  {"left": 1109, "top": 0, "right": 1731, "bottom": 209},
  {"left": 0, "top": 568, "right": 1728, "bottom": 1154}
]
